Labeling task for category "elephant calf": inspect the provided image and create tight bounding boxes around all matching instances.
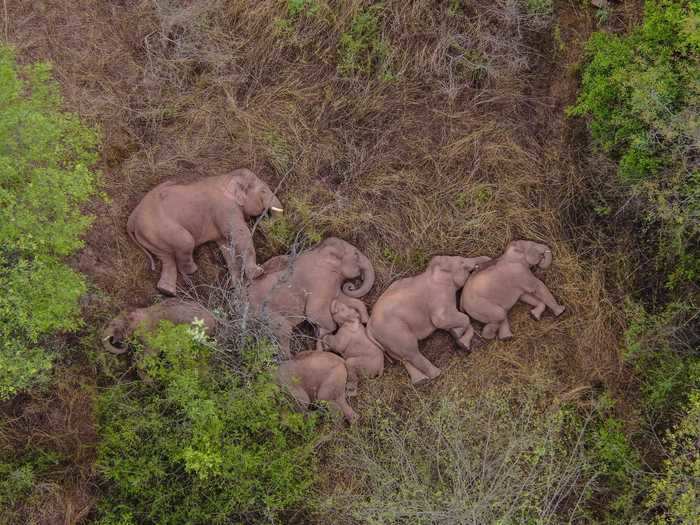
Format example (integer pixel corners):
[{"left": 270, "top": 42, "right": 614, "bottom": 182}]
[
  {"left": 102, "top": 298, "right": 216, "bottom": 354},
  {"left": 460, "top": 239, "right": 565, "bottom": 344},
  {"left": 276, "top": 351, "right": 357, "bottom": 424},
  {"left": 323, "top": 300, "right": 384, "bottom": 396},
  {"left": 367, "top": 255, "right": 491, "bottom": 385},
  {"left": 128, "top": 168, "right": 283, "bottom": 296}
]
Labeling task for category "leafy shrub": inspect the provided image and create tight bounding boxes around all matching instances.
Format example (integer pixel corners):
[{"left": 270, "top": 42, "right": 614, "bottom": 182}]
[
  {"left": 0, "top": 46, "right": 99, "bottom": 399},
  {"left": 316, "top": 387, "right": 598, "bottom": 524},
  {"left": 645, "top": 392, "right": 700, "bottom": 524},
  {"left": 568, "top": 0, "right": 699, "bottom": 289},
  {"left": 624, "top": 299, "right": 700, "bottom": 417},
  {"left": 96, "top": 322, "right": 317, "bottom": 525},
  {"left": 337, "top": 5, "right": 392, "bottom": 78}
]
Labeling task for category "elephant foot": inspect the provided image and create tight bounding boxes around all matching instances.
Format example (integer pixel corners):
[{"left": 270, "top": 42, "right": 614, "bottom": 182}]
[
  {"left": 498, "top": 321, "right": 513, "bottom": 340},
  {"left": 553, "top": 304, "right": 566, "bottom": 317},
  {"left": 412, "top": 375, "right": 431, "bottom": 386},
  {"left": 456, "top": 332, "right": 473, "bottom": 350},
  {"left": 180, "top": 261, "right": 198, "bottom": 275},
  {"left": 530, "top": 304, "right": 545, "bottom": 320},
  {"left": 482, "top": 324, "right": 499, "bottom": 340},
  {"left": 157, "top": 282, "right": 177, "bottom": 297}
]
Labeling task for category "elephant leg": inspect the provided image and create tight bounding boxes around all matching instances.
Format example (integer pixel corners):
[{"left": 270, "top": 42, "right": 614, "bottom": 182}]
[
  {"left": 532, "top": 279, "right": 565, "bottom": 317},
  {"left": 520, "top": 293, "right": 546, "bottom": 320},
  {"left": 452, "top": 323, "right": 475, "bottom": 350},
  {"left": 482, "top": 323, "right": 500, "bottom": 339},
  {"left": 498, "top": 319, "right": 513, "bottom": 340},
  {"left": 307, "top": 298, "right": 337, "bottom": 345},
  {"left": 333, "top": 397, "right": 358, "bottom": 424},
  {"left": 157, "top": 255, "right": 178, "bottom": 296},
  {"left": 287, "top": 384, "right": 311, "bottom": 411},
  {"left": 403, "top": 361, "right": 430, "bottom": 384},
  {"left": 473, "top": 302, "right": 507, "bottom": 339},
  {"left": 344, "top": 358, "right": 361, "bottom": 397},
  {"left": 318, "top": 365, "right": 357, "bottom": 424},
  {"left": 403, "top": 343, "right": 441, "bottom": 384},
  {"left": 269, "top": 312, "right": 294, "bottom": 358}
]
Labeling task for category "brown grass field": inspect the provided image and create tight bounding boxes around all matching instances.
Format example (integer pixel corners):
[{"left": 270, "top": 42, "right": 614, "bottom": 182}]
[{"left": 2, "top": 1, "right": 649, "bottom": 522}]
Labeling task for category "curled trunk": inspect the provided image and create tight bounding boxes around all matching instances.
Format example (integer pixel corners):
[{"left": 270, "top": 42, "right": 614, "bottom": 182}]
[{"left": 342, "top": 252, "right": 375, "bottom": 298}]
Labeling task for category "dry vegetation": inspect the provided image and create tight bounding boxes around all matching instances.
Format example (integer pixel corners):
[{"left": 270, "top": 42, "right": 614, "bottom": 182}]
[{"left": 2, "top": 0, "right": 649, "bottom": 522}]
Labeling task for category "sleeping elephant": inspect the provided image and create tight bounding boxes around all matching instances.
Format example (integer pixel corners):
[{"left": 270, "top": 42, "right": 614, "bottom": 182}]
[
  {"left": 322, "top": 300, "right": 384, "bottom": 397},
  {"left": 367, "top": 255, "right": 491, "bottom": 385},
  {"left": 460, "top": 240, "right": 565, "bottom": 344},
  {"left": 249, "top": 237, "right": 375, "bottom": 357},
  {"left": 102, "top": 298, "right": 216, "bottom": 354},
  {"left": 276, "top": 350, "right": 357, "bottom": 424},
  {"left": 127, "top": 168, "right": 283, "bottom": 296}
]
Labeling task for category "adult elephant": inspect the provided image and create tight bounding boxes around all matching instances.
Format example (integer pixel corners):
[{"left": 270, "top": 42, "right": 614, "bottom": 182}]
[
  {"left": 460, "top": 240, "right": 565, "bottom": 344},
  {"left": 249, "top": 237, "right": 375, "bottom": 357},
  {"left": 367, "top": 255, "right": 490, "bottom": 385},
  {"left": 128, "top": 168, "right": 283, "bottom": 296}
]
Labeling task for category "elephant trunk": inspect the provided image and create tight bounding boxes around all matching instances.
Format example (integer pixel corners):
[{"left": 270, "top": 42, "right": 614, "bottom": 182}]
[
  {"left": 342, "top": 252, "right": 375, "bottom": 298},
  {"left": 538, "top": 244, "right": 552, "bottom": 269},
  {"left": 102, "top": 332, "right": 128, "bottom": 354},
  {"left": 101, "top": 319, "right": 130, "bottom": 355}
]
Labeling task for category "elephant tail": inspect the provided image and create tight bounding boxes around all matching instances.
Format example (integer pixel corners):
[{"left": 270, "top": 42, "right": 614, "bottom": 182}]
[{"left": 127, "top": 212, "right": 156, "bottom": 271}]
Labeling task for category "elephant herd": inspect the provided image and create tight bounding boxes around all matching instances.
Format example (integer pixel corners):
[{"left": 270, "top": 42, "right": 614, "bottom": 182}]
[{"left": 103, "top": 169, "right": 566, "bottom": 423}]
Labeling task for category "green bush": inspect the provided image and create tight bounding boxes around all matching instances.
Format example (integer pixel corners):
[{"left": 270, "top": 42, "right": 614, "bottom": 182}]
[
  {"left": 0, "top": 46, "right": 99, "bottom": 399},
  {"left": 645, "top": 392, "right": 700, "bottom": 524},
  {"left": 568, "top": 0, "right": 699, "bottom": 289},
  {"left": 96, "top": 322, "right": 318, "bottom": 525},
  {"left": 337, "top": 5, "right": 392, "bottom": 78},
  {"left": 624, "top": 299, "right": 700, "bottom": 417},
  {"left": 316, "top": 387, "right": 598, "bottom": 524}
]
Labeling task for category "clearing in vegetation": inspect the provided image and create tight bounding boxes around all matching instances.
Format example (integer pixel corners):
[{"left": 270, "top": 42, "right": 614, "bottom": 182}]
[{"left": 0, "top": 1, "right": 697, "bottom": 524}]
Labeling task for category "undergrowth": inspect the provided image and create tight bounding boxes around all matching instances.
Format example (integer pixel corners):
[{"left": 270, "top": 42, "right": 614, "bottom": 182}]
[
  {"left": 0, "top": 46, "right": 99, "bottom": 400},
  {"left": 96, "top": 321, "right": 318, "bottom": 525}
]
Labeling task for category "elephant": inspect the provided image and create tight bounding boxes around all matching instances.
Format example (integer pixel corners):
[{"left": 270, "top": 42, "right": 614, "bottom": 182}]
[
  {"left": 127, "top": 168, "right": 283, "bottom": 296},
  {"left": 276, "top": 351, "right": 357, "bottom": 424},
  {"left": 367, "top": 255, "right": 491, "bottom": 385},
  {"left": 249, "top": 237, "right": 375, "bottom": 357},
  {"left": 459, "top": 240, "right": 565, "bottom": 344},
  {"left": 322, "top": 300, "right": 384, "bottom": 397},
  {"left": 102, "top": 298, "right": 217, "bottom": 354}
]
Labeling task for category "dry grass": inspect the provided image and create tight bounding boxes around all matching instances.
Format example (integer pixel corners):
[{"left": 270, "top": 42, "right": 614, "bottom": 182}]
[{"left": 2, "top": 0, "right": 632, "bottom": 522}]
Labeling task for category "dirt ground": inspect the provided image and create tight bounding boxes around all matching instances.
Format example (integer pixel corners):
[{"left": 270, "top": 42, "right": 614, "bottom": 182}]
[{"left": 3, "top": 1, "right": 644, "bottom": 522}]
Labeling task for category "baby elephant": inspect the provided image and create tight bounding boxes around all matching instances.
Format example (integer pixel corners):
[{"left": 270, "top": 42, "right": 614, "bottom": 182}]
[
  {"left": 128, "top": 168, "right": 283, "bottom": 296},
  {"left": 460, "top": 239, "right": 565, "bottom": 344},
  {"left": 323, "top": 300, "right": 384, "bottom": 396},
  {"left": 367, "top": 255, "right": 491, "bottom": 385},
  {"left": 102, "top": 298, "right": 216, "bottom": 354},
  {"left": 276, "top": 351, "right": 357, "bottom": 424}
]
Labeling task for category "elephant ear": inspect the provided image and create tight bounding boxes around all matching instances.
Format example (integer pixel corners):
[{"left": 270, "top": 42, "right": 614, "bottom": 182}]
[
  {"left": 226, "top": 174, "right": 253, "bottom": 207},
  {"left": 427, "top": 256, "right": 451, "bottom": 281}
]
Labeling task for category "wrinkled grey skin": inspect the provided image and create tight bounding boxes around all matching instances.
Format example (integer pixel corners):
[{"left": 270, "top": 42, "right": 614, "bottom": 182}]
[
  {"left": 276, "top": 350, "right": 357, "bottom": 424},
  {"left": 127, "top": 169, "right": 283, "bottom": 296},
  {"left": 249, "top": 237, "right": 375, "bottom": 357},
  {"left": 102, "top": 298, "right": 216, "bottom": 354},
  {"left": 460, "top": 240, "right": 565, "bottom": 344},
  {"left": 367, "top": 255, "right": 491, "bottom": 385},
  {"left": 322, "top": 300, "right": 384, "bottom": 397}
]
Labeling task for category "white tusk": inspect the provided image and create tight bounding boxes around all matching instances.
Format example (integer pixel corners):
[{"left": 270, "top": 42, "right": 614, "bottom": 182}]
[
  {"left": 270, "top": 206, "right": 283, "bottom": 212},
  {"left": 103, "top": 335, "right": 111, "bottom": 341}
]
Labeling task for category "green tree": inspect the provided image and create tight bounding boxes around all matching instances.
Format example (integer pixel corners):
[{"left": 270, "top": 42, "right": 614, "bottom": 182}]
[
  {"left": 96, "top": 322, "right": 318, "bottom": 525},
  {"left": 0, "top": 46, "right": 99, "bottom": 399}
]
